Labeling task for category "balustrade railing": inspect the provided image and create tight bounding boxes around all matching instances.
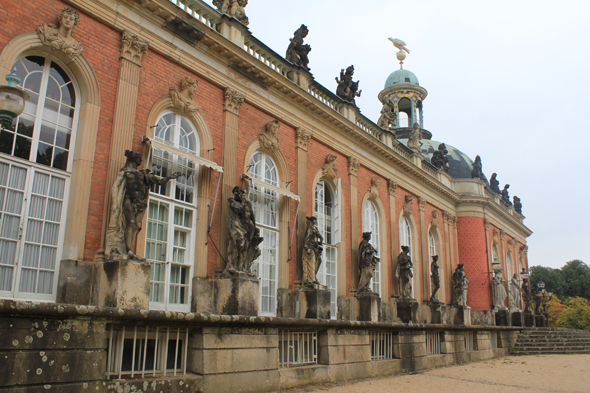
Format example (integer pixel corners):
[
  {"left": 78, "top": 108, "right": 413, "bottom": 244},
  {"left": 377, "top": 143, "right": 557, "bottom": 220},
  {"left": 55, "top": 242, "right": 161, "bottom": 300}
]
[{"left": 168, "top": 0, "right": 222, "bottom": 30}]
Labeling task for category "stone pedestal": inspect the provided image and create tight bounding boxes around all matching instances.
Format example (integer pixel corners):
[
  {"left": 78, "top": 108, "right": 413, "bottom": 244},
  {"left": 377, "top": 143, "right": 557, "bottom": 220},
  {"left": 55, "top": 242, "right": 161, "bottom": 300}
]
[
  {"left": 426, "top": 302, "right": 447, "bottom": 324},
  {"left": 56, "top": 259, "right": 97, "bottom": 305},
  {"left": 495, "top": 309, "right": 510, "bottom": 326},
  {"left": 511, "top": 311, "right": 524, "bottom": 327},
  {"left": 395, "top": 298, "right": 419, "bottom": 324},
  {"left": 356, "top": 293, "right": 381, "bottom": 322},
  {"left": 524, "top": 311, "right": 535, "bottom": 327},
  {"left": 193, "top": 274, "right": 259, "bottom": 316},
  {"left": 535, "top": 314, "right": 547, "bottom": 327},
  {"left": 97, "top": 260, "right": 151, "bottom": 309},
  {"left": 297, "top": 287, "right": 331, "bottom": 319},
  {"left": 451, "top": 305, "right": 471, "bottom": 326}
]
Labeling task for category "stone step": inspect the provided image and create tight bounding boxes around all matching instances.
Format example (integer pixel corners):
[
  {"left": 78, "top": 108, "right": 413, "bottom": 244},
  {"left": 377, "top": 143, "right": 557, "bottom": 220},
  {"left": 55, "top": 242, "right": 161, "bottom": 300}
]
[
  {"left": 513, "top": 349, "right": 590, "bottom": 355},
  {"left": 517, "top": 338, "right": 590, "bottom": 343},
  {"left": 515, "top": 345, "right": 590, "bottom": 350}
]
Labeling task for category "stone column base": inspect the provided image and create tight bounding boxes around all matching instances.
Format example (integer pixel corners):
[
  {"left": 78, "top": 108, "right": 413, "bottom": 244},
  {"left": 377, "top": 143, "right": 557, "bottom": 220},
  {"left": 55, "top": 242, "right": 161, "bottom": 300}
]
[
  {"left": 192, "top": 274, "right": 259, "bottom": 316},
  {"left": 524, "top": 311, "right": 535, "bottom": 327},
  {"left": 97, "top": 260, "right": 151, "bottom": 309},
  {"left": 297, "top": 288, "right": 331, "bottom": 319},
  {"left": 511, "top": 311, "right": 524, "bottom": 327},
  {"left": 451, "top": 305, "right": 471, "bottom": 325},
  {"left": 494, "top": 309, "right": 510, "bottom": 326},
  {"left": 395, "top": 298, "right": 419, "bottom": 324},
  {"left": 356, "top": 293, "right": 381, "bottom": 322}
]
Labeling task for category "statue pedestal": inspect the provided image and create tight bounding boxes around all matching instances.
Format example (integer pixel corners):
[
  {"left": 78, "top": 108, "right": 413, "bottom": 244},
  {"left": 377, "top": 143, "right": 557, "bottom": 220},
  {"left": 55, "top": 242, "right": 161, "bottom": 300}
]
[
  {"left": 97, "top": 259, "right": 151, "bottom": 309},
  {"left": 511, "top": 311, "right": 524, "bottom": 327},
  {"left": 495, "top": 309, "right": 510, "bottom": 326},
  {"left": 425, "top": 301, "right": 447, "bottom": 324},
  {"left": 193, "top": 274, "right": 259, "bottom": 316},
  {"left": 524, "top": 311, "right": 535, "bottom": 327},
  {"left": 297, "top": 287, "right": 331, "bottom": 319},
  {"left": 356, "top": 293, "right": 381, "bottom": 322},
  {"left": 535, "top": 314, "right": 547, "bottom": 327},
  {"left": 451, "top": 305, "right": 471, "bottom": 326},
  {"left": 395, "top": 298, "right": 418, "bottom": 324},
  {"left": 56, "top": 259, "right": 97, "bottom": 305}
]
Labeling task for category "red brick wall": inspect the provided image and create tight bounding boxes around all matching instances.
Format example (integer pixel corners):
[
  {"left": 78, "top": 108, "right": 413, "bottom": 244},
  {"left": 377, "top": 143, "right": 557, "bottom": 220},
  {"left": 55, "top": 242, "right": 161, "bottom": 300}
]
[{"left": 457, "top": 216, "right": 491, "bottom": 310}]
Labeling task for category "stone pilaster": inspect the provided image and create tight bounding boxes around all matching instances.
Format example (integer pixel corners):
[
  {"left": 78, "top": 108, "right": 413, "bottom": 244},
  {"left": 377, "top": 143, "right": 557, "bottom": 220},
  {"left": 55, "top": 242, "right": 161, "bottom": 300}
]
[
  {"left": 387, "top": 179, "right": 398, "bottom": 297},
  {"left": 418, "top": 197, "right": 427, "bottom": 302},
  {"left": 295, "top": 128, "right": 312, "bottom": 287},
  {"left": 348, "top": 156, "right": 360, "bottom": 293},
  {"left": 443, "top": 211, "right": 452, "bottom": 303}
]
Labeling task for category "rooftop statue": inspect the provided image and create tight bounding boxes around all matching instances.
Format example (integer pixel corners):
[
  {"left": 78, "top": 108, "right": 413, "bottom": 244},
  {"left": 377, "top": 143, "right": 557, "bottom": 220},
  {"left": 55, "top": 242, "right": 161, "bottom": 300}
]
[
  {"left": 213, "top": 0, "right": 249, "bottom": 25},
  {"left": 286, "top": 24, "right": 311, "bottom": 70},
  {"left": 452, "top": 264, "right": 469, "bottom": 306},
  {"left": 335, "top": 65, "right": 362, "bottom": 105},
  {"left": 396, "top": 245, "right": 413, "bottom": 298},
  {"left": 492, "top": 270, "right": 508, "bottom": 309},
  {"left": 377, "top": 102, "right": 396, "bottom": 131},
  {"left": 510, "top": 273, "right": 521, "bottom": 310},
  {"left": 302, "top": 216, "right": 324, "bottom": 288},
  {"left": 225, "top": 186, "right": 263, "bottom": 276},
  {"left": 501, "top": 184, "right": 512, "bottom": 206},
  {"left": 37, "top": 7, "right": 83, "bottom": 61},
  {"left": 430, "top": 255, "right": 441, "bottom": 303},
  {"left": 470, "top": 155, "right": 488, "bottom": 183},
  {"left": 431, "top": 143, "right": 449, "bottom": 172},
  {"left": 407, "top": 123, "right": 422, "bottom": 153},
  {"left": 513, "top": 196, "right": 522, "bottom": 214},
  {"left": 388, "top": 37, "right": 410, "bottom": 54},
  {"left": 522, "top": 277, "right": 532, "bottom": 312},
  {"left": 489, "top": 173, "right": 501, "bottom": 194},
  {"left": 105, "top": 150, "right": 180, "bottom": 261},
  {"left": 357, "top": 232, "right": 379, "bottom": 296}
]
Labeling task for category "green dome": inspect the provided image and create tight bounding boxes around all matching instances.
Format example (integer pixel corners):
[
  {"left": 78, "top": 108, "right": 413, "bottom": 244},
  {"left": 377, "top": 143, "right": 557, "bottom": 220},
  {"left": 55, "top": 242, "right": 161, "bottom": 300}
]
[{"left": 384, "top": 69, "right": 420, "bottom": 88}]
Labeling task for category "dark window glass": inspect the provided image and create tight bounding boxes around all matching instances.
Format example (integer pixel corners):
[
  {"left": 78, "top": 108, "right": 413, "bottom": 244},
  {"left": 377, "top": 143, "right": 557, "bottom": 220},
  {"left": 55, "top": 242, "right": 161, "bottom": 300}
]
[
  {"left": 13, "top": 136, "right": 31, "bottom": 160},
  {"left": 36, "top": 143, "right": 52, "bottom": 166}
]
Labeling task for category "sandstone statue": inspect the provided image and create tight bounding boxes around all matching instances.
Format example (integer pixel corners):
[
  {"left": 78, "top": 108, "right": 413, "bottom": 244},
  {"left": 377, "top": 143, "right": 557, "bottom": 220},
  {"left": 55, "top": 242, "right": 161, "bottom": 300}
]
[
  {"left": 225, "top": 186, "right": 263, "bottom": 276},
  {"left": 492, "top": 270, "right": 508, "bottom": 309},
  {"left": 431, "top": 143, "right": 449, "bottom": 172},
  {"left": 213, "top": 0, "right": 249, "bottom": 25},
  {"left": 501, "top": 184, "right": 512, "bottom": 206},
  {"left": 37, "top": 7, "right": 83, "bottom": 61},
  {"left": 105, "top": 150, "right": 180, "bottom": 261},
  {"left": 335, "top": 65, "right": 361, "bottom": 105},
  {"left": 302, "top": 216, "right": 324, "bottom": 288},
  {"left": 430, "top": 255, "right": 441, "bottom": 303},
  {"left": 357, "top": 232, "right": 379, "bottom": 296},
  {"left": 509, "top": 273, "right": 521, "bottom": 310},
  {"left": 396, "top": 246, "right": 413, "bottom": 298},
  {"left": 407, "top": 123, "right": 422, "bottom": 153},
  {"left": 522, "top": 277, "right": 531, "bottom": 312},
  {"left": 377, "top": 102, "right": 396, "bottom": 131},
  {"left": 489, "top": 173, "right": 501, "bottom": 194},
  {"left": 286, "top": 25, "right": 311, "bottom": 70},
  {"left": 513, "top": 196, "right": 522, "bottom": 214},
  {"left": 452, "top": 264, "right": 469, "bottom": 306},
  {"left": 470, "top": 155, "right": 487, "bottom": 183}
]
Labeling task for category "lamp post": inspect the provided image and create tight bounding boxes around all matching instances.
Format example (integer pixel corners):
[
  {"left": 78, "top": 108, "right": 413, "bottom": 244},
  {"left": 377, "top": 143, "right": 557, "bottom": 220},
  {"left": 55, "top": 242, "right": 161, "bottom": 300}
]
[{"left": 0, "top": 68, "right": 29, "bottom": 129}]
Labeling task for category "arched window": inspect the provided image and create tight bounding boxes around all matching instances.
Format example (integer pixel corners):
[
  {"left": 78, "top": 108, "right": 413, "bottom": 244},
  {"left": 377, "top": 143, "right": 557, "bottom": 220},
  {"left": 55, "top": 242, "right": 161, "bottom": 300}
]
[
  {"left": 363, "top": 201, "right": 380, "bottom": 295},
  {"left": 145, "top": 112, "right": 199, "bottom": 312},
  {"left": 316, "top": 179, "right": 340, "bottom": 318},
  {"left": 428, "top": 231, "right": 436, "bottom": 294},
  {"left": 249, "top": 152, "right": 279, "bottom": 316},
  {"left": 0, "top": 55, "right": 79, "bottom": 300},
  {"left": 399, "top": 217, "right": 413, "bottom": 296},
  {"left": 506, "top": 252, "right": 513, "bottom": 283}
]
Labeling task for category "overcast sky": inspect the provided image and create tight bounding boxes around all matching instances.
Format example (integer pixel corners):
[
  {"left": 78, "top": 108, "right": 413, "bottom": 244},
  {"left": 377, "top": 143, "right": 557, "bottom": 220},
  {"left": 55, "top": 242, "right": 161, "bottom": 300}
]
[{"left": 206, "top": 0, "right": 590, "bottom": 269}]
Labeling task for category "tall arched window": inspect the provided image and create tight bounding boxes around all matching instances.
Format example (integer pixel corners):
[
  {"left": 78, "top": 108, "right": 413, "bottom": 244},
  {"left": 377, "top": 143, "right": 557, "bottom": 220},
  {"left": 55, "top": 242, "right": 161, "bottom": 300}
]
[
  {"left": 399, "top": 217, "right": 413, "bottom": 296},
  {"left": 249, "top": 152, "right": 279, "bottom": 316},
  {"left": 316, "top": 180, "right": 340, "bottom": 318},
  {"left": 363, "top": 201, "right": 380, "bottom": 295},
  {"left": 145, "top": 112, "right": 199, "bottom": 312},
  {"left": 506, "top": 252, "right": 513, "bottom": 283},
  {"left": 0, "top": 55, "right": 79, "bottom": 300},
  {"left": 428, "top": 231, "right": 436, "bottom": 295}
]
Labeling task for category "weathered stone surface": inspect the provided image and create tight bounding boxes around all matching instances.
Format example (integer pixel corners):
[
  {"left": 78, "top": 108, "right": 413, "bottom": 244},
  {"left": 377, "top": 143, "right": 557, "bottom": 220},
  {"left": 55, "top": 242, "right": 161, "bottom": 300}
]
[
  {"left": 298, "top": 288, "right": 331, "bottom": 319},
  {"left": 190, "top": 347, "right": 279, "bottom": 374},
  {"left": 319, "top": 329, "right": 369, "bottom": 347},
  {"left": 97, "top": 260, "right": 150, "bottom": 309},
  {"left": 535, "top": 314, "right": 547, "bottom": 327},
  {"left": 451, "top": 305, "right": 471, "bottom": 325},
  {"left": 279, "top": 365, "right": 330, "bottom": 390},
  {"left": 357, "top": 295, "right": 380, "bottom": 322},
  {"left": 56, "top": 259, "right": 97, "bottom": 305},
  {"left": 319, "top": 343, "right": 370, "bottom": 365},
  {"left": 380, "top": 301, "right": 397, "bottom": 322},
  {"left": 396, "top": 299, "right": 419, "bottom": 323},
  {"left": 193, "top": 275, "right": 259, "bottom": 316},
  {"left": 277, "top": 288, "right": 297, "bottom": 318},
  {"left": 511, "top": 311, "right": 524, "bottom": 327},
  {"left": 191, "top": 277, "right": 215, "bottom": 314},
  {"left": 190, "top": 327, "right": 278, "bottom": 350},
  {"left": 471, "top": 310, "right": 494, "bottom": 326},
  {"left": 203, "top": 370, "right": 280, "bottom": 393},
  {"left": 524, "top": 311, "right": 535, "bottom": 327},
  {"left": 495, "top": 309, "right": 510, "bottom": 326}
]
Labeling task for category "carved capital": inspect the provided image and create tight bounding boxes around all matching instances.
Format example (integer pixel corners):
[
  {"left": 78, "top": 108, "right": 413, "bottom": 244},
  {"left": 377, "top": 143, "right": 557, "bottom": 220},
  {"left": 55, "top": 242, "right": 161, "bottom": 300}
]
[
  {"left": 321, "top": 154, "right": 338, "bottom": 181},
  {"left": 484, "top": 218, "right": 490, "bottom": 231},
  {"left": 507, "top": 238, "right": 516, "bottom": 247},
  {"left": 519, "top": 245, "right": 528, "bottom": 256},
  {"left": 430, "top": 211, "right": 439, "bottom": 229},
  {"left": 258, "top": 120, "right": 281, "bottom": 153},
  {"left": 493, "top": 228, "right": 500, "bottom": 239},
  {"left": 454, "top": 216, "right": 459, "bottom": 228},
  {"left": 348, "top": 156, "right": 360, "bottom": 176},
  {"left": 443, "top": 210, "right": 453, "bottom": 225},
  {"left": 367, "top": 177, "right": 380, "bottom": 200},
  {"left": 387, "top": 179, "right": 397, "bottom": 196},
  {"left": 296, "top": 128, "right": 313, "bottom": 150},
  {"left": 418, "top": 196, "right": 426, "bottom": 212},
  {"left": 403, "top": 195, "right": 414, "bottom": 215},
  {"left": 223, "top": 87, "right": 245, "bottom": 115},
  {"left": 121, "top": 31, "right": 149, "bottom": 65},
  {"left": 500, "top": 229, "right": 505, "bottom": 239}
]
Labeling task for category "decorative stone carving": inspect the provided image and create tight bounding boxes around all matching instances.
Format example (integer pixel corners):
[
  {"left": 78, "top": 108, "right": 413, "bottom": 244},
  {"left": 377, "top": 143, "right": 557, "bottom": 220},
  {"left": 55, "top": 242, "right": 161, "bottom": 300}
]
[
  {"left": 492, "top": 270, "right": 508, "bottom": 310},
  {"left": 507, "top": 238, "right": 516, "bottom": 247},
  {"left": 501, "top": 184, "right": 512, "bottom": 205},
  {"left": 348, "top": 156, "right": 360, "bottom": 176},
  {"left": 121, "top": 31, "right": 149, "bottom": 65},
  {"left": 430, "top": 210, "right": 439, "bottom": 229},
  {"left": 444, "top": 210, "right": 453, "bottom": 225},
  {"left": 335, "top": 65, "right": 361, "bottom": 105},
  {"left": 170, "top": 76, "right": 200, "bottom": 116},
  {"left": 213, "top": 0, "right": 249, "bottom": 25},
  {"left": 470, "top": 155, "right": 487, "bottom": 182},
  {"left": 513, "top": 196, "right": 522, "bottom": 214},
  {"left": 224, "top": 186, "right": 263, "bottom": 276},
  {"left": 489, "top": 173, "right": 501, "bottom": 194},
  {"left": 105, "top": 150, "right": 180, "bottom": 262},
  {"left": 356, "top": 232, "right": 380, "bottom": 296},
  {"left": 431, "top": 143, "right": 449, "bottom": 172},
  {"left": 223, "top": 87, "right": 245, "bottom": 114},
  {"left": 367, "top": 177, "right": 380, "bottom": 200},
  {"left": 296, "top": 128, "right": 313, "bottom": 150},
  {"left": 37, "top": 7, "right": 83, "bottom": 61},
  {"left": 258, "top": 120, "right": 281, "bottom": 153},
  {"left": 407, "top": 123, "right": 422, "bottom": 153},
  {"left": 519, "top": 245, "right": 528, "bottom": 257},
  {"left": 321, "top": 154, "right": 338, "bottom": 181},
  {"left": 418, "top": 196, "right": 426, "bottom": 212},
  {"left": 396, "top": 246, "right": 413, "bottom": 298},
  {"left": 286, "top": 24, "right": 311, "bottom": 70},
  {"left": 522, "top": 277, "right": 532, "bottom": 312},
  {"left": 403, "top": 195, "right": 414, "bottom": 215},
  {"left": 452, "top": 264, "right": 469, "bottom": 306},
  {"left": 387, "top": 179, "right": 398, "bottom": 196},
  {"left": 510, "top": 273, "right": 521, "bottom": 310},
  {"left": 377, "top": 102, "right": 396, "bottom": 131},
  {"left": 484, "top": 218, "right": 490, "bottom": 231},
  {"left": 454, "top": 216, "right": 459, "bottom": 228},
  {"left": 493, "top": 228, "right": 500, "bottom": 239},
  {"left": 302, "top": 216, "right": 323, "bottom": 288},
  {"left": 430, "top": 255, "right": 440, "bottom": 303}
]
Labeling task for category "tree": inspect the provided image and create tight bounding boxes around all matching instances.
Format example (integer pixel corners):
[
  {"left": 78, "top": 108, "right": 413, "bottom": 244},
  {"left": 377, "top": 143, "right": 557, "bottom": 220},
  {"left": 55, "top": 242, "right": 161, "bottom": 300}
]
[
  {"left": 556, "top": 297, "right": 590, "bottom": 331},
  {"left": 561, "top": 260, "right": 590, "bottom": 299},
  {"left": 545, "top": 295, "right": 566, "bottom": 327},
  {"left": 529, "top": 265, "right": 564, "bottom": 299}
]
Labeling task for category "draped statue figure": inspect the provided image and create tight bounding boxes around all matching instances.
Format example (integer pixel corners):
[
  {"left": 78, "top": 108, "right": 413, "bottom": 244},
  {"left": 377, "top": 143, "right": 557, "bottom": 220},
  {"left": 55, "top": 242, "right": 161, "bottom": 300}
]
[
  {"left": 302, "top": 216, "right": 323, "bottom": 288},
  {"left": 357, "top": 232, "right": 379, "bottom": 295},
  {"left": 396, "top": 246, "right": 413, "bottom": 298},
  {"left": 492, "top": 270, "right": 508, "bottom": 309}
]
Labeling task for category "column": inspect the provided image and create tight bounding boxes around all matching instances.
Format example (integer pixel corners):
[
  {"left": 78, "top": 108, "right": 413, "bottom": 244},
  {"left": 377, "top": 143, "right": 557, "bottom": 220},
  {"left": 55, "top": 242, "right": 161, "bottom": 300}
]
[
  {"left": 295, "top": 128, "right": 313, "bottom": 287},
  {"left": 443, "top": 211, "right": 452, "bottom": 303},
  {"left": 418, "top": 197, "right": 428, "bottom": 302},
  {"left": 348, "top": 156, "right": 360, "bottom": 293},
  {"left": 97, "top": 31, "right": 148, "bottom": 260},
  {"left": 388, "top": 179, "right": 398, "bottom": 297},
  {"left": 484, "top": 219, "right": 493, "bottom": 307},
  {"left": 217, "top": 88, "right": 245, "bottom": 270}
]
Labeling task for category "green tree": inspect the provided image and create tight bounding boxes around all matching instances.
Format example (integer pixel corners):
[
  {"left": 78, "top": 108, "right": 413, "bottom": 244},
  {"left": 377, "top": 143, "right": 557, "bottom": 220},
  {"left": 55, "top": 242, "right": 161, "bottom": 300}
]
[
  {"left": 556, "top": 297, "right": 590, "bottom": 331},
  {"left": 545, "top": 295, "right": 566, "bottom": 327},
  {"left": 561, "top": 260, "right": 590, "bottom": 299},
  {"left": 529, "top": 265, "right": 564, "bottom": 298}
]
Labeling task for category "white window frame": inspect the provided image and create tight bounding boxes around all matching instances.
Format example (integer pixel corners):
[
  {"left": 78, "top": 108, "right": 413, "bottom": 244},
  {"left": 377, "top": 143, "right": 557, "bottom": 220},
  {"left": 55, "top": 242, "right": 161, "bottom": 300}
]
[
  {"left": 249, "top": 152, "right": 279, "bottom": 316},
  {"left": 399, "top": 217, "right": 413, "bottom": 298},
  {"left": 363, "top": 200, "right": 380, "bottom": 296},
  {"left": 428, "top": 231, "right": 436, "bottom": 295},
  {"left": 146, "top": 111, "right": 199, "bottom": 313}
]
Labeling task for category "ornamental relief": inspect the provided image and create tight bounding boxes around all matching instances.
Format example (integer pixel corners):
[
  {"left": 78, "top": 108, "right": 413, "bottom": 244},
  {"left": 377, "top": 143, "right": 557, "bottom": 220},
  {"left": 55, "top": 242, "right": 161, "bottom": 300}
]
[
  {"left": 121, "top": 31, "right": 149, "bottom": 65},
  {"left": 403, "top": 195, "right": 414, "bottom": 215},
  {"left": 258, "top": 120, "right": 280, "bottom": 153},
  {"left": 170, "top": 76, "right": 200, "bottom": 116},
  {"left": 430, "top": 210, "right": 439, "bottom": 229},
  {"left": 296, "top": 128, "right": 312, "bottom": 150},
  {"left": 37, "top": 7, "right": 83, "bottom": 61},
  {"left": 387, "top": 178, "right": 397, "bottom": 196},
  {"left": 223, "top": 87, "right": 245, "bottom": 114},
  {"left": 418, "top": 196, "right": 426, "bottom": 212},
  {"left": 367, "top": 177, "right": 380, "bottom": 200},
  {"left": 321, "top": 154, "right": 338, "bottom": 181},
  {"left": 347, "top": 156, "right": 360, "bottom": 176}
]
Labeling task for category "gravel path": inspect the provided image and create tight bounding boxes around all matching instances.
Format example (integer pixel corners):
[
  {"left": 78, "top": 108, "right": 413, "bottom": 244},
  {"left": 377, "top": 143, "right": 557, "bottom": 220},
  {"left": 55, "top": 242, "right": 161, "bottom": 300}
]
[{"left": 277, "top": 355, "right": 590, "bottom": 393}]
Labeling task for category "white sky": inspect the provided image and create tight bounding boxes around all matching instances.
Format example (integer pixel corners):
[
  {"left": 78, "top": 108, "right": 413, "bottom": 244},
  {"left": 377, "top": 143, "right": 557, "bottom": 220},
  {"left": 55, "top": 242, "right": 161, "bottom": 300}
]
[{"left": 207, "top": 0, "right": 590, "bottom": 269}]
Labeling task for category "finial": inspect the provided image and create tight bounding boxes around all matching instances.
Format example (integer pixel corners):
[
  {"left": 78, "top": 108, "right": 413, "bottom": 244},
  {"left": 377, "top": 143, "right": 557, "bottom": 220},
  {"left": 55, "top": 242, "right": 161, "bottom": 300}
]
[
  {"left": 5, "top": 68, "right": 21, "bottom": 88},
  {"left": 388, "top": 38, "right": 410, "bottom": 69}
]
